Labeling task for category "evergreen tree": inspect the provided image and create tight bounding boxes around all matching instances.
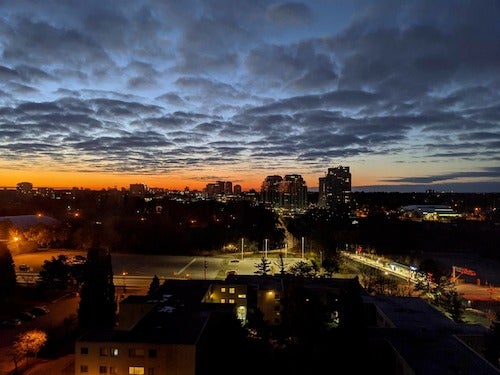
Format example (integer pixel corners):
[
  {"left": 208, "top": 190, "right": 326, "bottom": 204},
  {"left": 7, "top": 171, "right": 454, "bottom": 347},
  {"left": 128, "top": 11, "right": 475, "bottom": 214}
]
[
  {"left": 254, "top": 257, "right": 271, "bottom": 276},
  {"left": 484, "top": 313, "right": 500, "bottom": 369},
  {"left": 0, "top": 242, "right": 17, "bottom": 302},
  {"left": 148, "top": 274, "right": 160, "bottom": 296},
  {"left": 78, "top": 246, "right": 117, "bottom": 330}
]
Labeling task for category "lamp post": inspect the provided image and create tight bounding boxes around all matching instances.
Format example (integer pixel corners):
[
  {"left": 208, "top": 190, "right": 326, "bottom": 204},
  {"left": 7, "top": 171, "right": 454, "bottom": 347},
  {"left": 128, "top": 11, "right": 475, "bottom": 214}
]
[
  {"left": 241, "top": 238, "right": 244, "bottom": 260},
  {"left": 301, "top": 237, "right": 305, "bottom": 259},
  {"left": 122, "top": 271, "right": 128, "bottom": 293},
  {"left": 265, "top": 238, "right": 268, "bottom": 258}
]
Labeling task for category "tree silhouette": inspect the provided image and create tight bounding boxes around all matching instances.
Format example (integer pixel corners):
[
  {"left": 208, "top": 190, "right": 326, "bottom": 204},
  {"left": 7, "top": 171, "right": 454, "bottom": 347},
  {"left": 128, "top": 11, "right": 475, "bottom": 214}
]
[
  {"left": 254, "top": 257, "right": 271, "bottom": 276},
  {"left": 78, "top": 246, "right": 117, "bottom": 330},
  {"left": 148, "top": 274, "right": 160, "bottom": 296},
  {"left": 12, "top": 329, "right": 47, "bottom": 369},
  {"left": 0, "top": 242, "right": 16, "bottom": 302},
  {"left": 37, "top": 255, "right": 71, "bottom": 290}
]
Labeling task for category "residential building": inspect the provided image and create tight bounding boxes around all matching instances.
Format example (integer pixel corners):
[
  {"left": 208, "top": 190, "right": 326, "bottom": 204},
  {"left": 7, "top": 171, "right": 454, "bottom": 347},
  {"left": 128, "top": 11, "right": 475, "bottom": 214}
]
[{"left": 318, "top": 166, "right": 351, "bottom": 209}]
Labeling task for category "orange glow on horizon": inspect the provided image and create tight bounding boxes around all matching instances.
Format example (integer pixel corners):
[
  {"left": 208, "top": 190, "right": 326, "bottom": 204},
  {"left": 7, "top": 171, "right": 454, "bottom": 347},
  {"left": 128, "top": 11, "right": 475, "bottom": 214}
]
[{"left": 0, "top": 168, "right": 377, "bottom": 191}]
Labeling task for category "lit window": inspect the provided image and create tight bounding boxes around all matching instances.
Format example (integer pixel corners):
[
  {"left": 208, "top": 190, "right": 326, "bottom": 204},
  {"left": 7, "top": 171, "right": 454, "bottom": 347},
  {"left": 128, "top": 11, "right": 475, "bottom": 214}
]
[
  {"left": 129, "top": 367, "right": 145, "bottom": 375},
  {"left": 148, "top": 349, "right": 157, "bottom": 358},
  {"left": 99, "top": 347, "right": 108, "bottom": 356},
  {"left": 229, "top": 287, "right": 235, "bottom": 294},
  {"left": 221, "top": 287, "right": 226, "bottom": 292},
  {"left": 80, "top": 365, "right": 88, "bottom": 373},
  {"left": 221, "top": 299, "right": 226, "bottom": 303},
  {"left": 111, "top": 348, "right": 119, "bottom": 357},
  {"left": 129, "top": 348, "right": 145, "bottom": 357},
  {"left": 229, "top": 299, "right": 235, "bottom": 304},
  {"left": 237, "top": 294, "right": 246, "bottom": 298},
  {"left": 99, "top": 366, "right": 107, "bottom": 374},
  {"left": 80, "top": 347, "right": 88, "bottom": 355}
]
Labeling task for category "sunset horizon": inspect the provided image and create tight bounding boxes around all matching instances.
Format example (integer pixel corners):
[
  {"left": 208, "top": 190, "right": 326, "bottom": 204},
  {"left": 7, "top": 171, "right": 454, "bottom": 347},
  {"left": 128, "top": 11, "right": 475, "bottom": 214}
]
[{"left": 0, "top": 1, "right": 498, "bottom": 194}]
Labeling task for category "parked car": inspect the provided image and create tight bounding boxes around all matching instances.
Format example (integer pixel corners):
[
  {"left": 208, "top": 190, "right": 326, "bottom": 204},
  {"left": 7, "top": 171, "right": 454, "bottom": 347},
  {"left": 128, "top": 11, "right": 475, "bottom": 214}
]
[
  {"left": 1, "top": 318, "right": 21, "bottom": 327},
  {"left": 18, "top": 311, "right": 36, "bottom": 321},
  {"left": 31, "top": 306, "right": 50, "bottom": 316},
  {"left": 18, "top": 264, "right": 30, "bottom": 272}
]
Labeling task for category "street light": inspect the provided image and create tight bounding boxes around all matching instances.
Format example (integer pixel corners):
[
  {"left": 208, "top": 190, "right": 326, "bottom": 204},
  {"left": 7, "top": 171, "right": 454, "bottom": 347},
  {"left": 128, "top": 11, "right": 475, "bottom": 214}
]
[
  {"left": 264, "top": 238, "right": 268, "bottom": 258},
  {"left": 122, "top": 271, "right": 128, "bottom": 293},
  {"left": 301, "top": 237, "right": 305, "bottom": 259}
]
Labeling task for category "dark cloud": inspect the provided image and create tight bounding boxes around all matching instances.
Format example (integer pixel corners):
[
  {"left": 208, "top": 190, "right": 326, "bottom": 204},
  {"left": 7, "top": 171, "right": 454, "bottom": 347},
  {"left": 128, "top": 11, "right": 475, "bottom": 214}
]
[
  {"left": 0, "top": 0, "right": 498, "bottom": 191},
  {"left": 267, "top": 2, "right": 312, "bottom": 26}
]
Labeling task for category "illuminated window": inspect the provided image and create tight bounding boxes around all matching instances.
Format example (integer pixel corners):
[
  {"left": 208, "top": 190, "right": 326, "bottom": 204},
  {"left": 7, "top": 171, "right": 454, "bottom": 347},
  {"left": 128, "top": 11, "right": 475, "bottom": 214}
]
[
  {"left": 148, "top": 349, "right": 157, "bottom": 358},
  {"left": 237, "top": 294, "right": 246, "bottom": 298},
  {"left": 221, "top": 299, "right": 226, "bottom": 303},
  {"left": 229, "top": 287, "right": 235, "bottom": 294},
  {"left": 99, "top": 347, "right": 108, "bottom": 356},
  {"left": 229, "top": 299, "right": 235, "bottom": 304},
  {"left": 80, "top": 365, "right": 88, "bottom": 373},
  {"left": 99, "top": 366, "right": 107, "bottom": 374},
  {"left": 129, "top": 367, "right": 145, "bottom": 375},
  {"left": 80, "top": 347, "right": 88, "bottom": 355},
  {"left": 111, "top": 348, "right": 119, "bottom": 357},
  {"left": 129, "top": 348, "right": 145, "bottom": 357},
  {"left": 110, "top": 367, "right": 118, "bottom": 375},
  {"left": 221, "top": 287, "right": 226, "bottom": 292}
]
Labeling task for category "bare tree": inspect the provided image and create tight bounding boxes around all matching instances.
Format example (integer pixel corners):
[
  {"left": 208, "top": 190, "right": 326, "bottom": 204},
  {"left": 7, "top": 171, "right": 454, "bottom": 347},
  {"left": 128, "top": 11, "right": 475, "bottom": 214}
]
[{"left": 11, "top": 329, "right": 48, "bottom": 369}]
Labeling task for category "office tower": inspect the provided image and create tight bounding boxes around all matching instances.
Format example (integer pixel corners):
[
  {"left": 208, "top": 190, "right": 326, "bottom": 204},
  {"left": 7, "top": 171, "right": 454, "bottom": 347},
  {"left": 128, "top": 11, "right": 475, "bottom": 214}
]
[
  {"left": 280, "top": 174, "right": 308, "bottom": 209},
  {"left": 129, "top": 183, "right": 147, "bottom": 197},
  {"left": 260, "top": 175, "right": 283, "bottom": 206},
  {"left": 16, "top": 181, "right": 33, "bottom": 195},
  {"left": 224, "top": 181, "right": 232, "bottom": 194},
  {"left": 318, "top": 166, "right": 351, "bottom": 209}
]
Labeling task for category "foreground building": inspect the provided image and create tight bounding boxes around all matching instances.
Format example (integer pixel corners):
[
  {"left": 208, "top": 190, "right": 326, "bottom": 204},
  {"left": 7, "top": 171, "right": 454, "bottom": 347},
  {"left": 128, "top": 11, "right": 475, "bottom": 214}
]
[{"left": 74, "top": 275, "right": 498, "bottom": 375}]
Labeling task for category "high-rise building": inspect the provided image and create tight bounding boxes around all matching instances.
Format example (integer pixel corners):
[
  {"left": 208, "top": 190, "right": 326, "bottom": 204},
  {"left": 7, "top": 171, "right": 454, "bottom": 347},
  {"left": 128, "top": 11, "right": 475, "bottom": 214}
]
[
  {"left": 318, "top": 166, "right": 351, "bottom": 209},
  {"left": 233, "top": 184, "right": 242, "bottom": 195},
  {"left": 280, "top": 174, "right": 308, "bottom": 209},
  {"left": 129, "top": 183, "right": 147, "bottom": 197},
  {"left": 261, "top": 174, "right": 307, "bottom": 209},
  {"left": 16, "top": 182, "right": 33, "bottom": 195},
  {"left": 261, "top": 175, "right": 283, "bottom": 206}
]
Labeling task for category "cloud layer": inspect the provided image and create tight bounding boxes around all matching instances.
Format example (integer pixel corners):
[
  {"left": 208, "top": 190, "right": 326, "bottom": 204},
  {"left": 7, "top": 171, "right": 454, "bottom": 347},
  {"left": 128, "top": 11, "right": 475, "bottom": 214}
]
[{"left": 0, "top": 0, "right": 499, "bottom": 191}]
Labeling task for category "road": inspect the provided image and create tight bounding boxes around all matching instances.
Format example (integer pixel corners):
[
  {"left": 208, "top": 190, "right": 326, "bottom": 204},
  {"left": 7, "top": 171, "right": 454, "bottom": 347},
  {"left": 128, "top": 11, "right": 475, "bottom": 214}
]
[
  {"left": 13, "top": 250, "right": 305, "bottom": 289},
  {"left": 0, "top": 292, "right": 79, "bottom": 375},
  {"left": 343, "top": 251, "right": 500, "bottom": 302}
]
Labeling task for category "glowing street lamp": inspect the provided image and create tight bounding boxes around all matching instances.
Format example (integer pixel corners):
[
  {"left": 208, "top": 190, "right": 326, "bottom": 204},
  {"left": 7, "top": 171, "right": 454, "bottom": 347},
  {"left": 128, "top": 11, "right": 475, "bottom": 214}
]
[{"left": 122, "top": 271, "right": 128, "bottom": 293}]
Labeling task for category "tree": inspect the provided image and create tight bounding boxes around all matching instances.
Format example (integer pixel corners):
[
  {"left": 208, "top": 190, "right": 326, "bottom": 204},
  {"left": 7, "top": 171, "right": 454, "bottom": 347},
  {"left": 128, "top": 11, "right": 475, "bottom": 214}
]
[
  {"left": 0, "top": 242, "right": 16, "bottom": 301},
  {"left": 484, "top": 313, "right": 500, "bottom": 369},
  {"left": 274, "top": 253, "right": 287, "bottom": 275},
  {"left": 148, "top": 274, "right": 160, "bottom": 296},
  {"left": 254, "top": 257, "right": 271, "bottom": 276},
  {"left": 288, "top": 260, "right": 316, "bottom": 278},
  {"left": 78, "top": 246, "right": 117, "bottom": 330},
  {"left": 11, "top": 329, "right": 47, "bottom": 370},
  {"left": 37, "top": 255, "right": 71, "bottom": 290}
]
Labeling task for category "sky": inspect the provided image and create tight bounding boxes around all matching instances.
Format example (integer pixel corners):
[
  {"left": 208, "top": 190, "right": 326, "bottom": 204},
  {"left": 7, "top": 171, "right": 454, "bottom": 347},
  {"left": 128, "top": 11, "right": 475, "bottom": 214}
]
[{"left": 0, "top": 0, "right": 499, "bottom": 193}]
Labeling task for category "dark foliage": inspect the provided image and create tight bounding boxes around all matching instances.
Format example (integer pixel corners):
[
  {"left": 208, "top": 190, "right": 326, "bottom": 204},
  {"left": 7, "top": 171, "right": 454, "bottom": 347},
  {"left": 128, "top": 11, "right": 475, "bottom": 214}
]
[
  {"left": 0, "top": 242, "right": 17, "bottom": 301},
  {"left": 78, "top": 246, "right": 116, "bottom": 330}
]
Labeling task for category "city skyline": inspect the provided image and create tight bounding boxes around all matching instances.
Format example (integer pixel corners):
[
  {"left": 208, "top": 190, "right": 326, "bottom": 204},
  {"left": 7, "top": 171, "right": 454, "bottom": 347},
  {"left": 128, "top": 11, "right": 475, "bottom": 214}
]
[{"left": 1, "top": 1, "right": 499, "bottom": 193}]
